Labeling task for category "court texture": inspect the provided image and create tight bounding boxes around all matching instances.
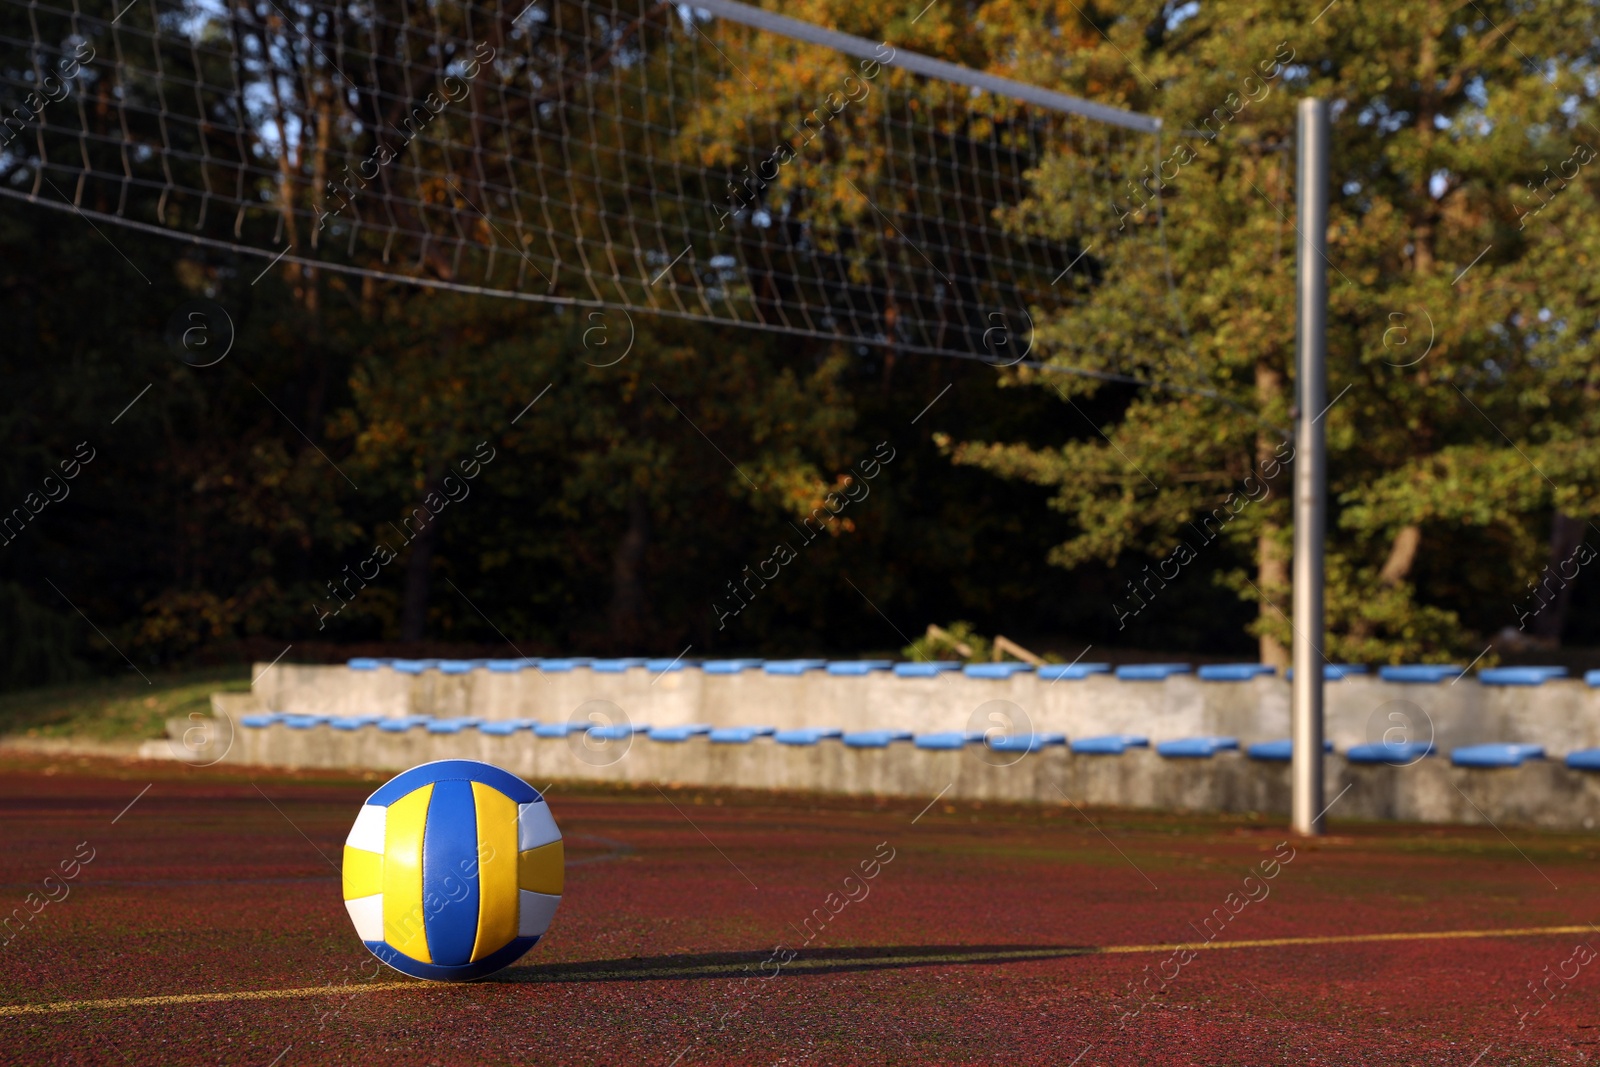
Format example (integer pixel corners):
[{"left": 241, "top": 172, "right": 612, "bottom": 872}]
[{"left": 1, "top": 751, "right": 1597, "bottom": 1066}]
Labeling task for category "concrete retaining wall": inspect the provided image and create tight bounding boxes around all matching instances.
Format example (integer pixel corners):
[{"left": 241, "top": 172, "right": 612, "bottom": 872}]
[
  {"left": 220, "top": 721, "right": 1600, "bottom": 832},
  {"left": 245, "top": 662, "right": 1600, "bottom": 755}
]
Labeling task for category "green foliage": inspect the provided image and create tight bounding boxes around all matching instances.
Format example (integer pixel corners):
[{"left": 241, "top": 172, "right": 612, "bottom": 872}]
[
  {"left": 7, "top": 0, "right": 1600, "bottom": 680},
  {"left": 0, "top": 583, "right": 90, "bottom": 690},
  {"left": 0, "top": 666, "right": 250, "bottom": 741},
  {"left": 901, "top": 621, "right": 992, "bottom": 664},
  {"left": 913, "top": 0, "right": 1600, "bottom": 661}
]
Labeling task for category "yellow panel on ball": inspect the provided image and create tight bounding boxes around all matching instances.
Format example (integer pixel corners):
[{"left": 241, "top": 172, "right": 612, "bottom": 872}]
[{"left": 518, "top": 841, "right": 565, "bottom": 896}]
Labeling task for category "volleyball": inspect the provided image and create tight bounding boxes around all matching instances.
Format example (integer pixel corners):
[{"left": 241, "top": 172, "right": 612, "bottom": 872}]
[{"left": 340, "top": 759, "right": 562, "bottom": 981}]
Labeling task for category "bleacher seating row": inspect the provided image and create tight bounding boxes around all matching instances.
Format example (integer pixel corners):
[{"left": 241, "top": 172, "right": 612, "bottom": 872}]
[
  {"left": 237, "top": 713, "right": 1591, "bottom": 768},
  {"left": 337, "top": 657, "right": 1599, "bottom": 686}
]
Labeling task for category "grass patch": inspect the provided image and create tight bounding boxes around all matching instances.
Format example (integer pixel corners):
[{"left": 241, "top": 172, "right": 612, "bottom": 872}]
[{"left": 0, "top": 667, "right": 252, "bottom": 742}]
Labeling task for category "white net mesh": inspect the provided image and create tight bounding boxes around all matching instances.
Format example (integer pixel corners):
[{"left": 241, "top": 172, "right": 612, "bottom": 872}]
[{"left": 1, "top": 0, "right": 1158, "bottom": 366}]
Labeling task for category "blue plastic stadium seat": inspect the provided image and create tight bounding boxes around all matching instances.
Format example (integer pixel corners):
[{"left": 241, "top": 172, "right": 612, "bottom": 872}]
[
  {"left": 913, "top": 731, "right": 973, "bottom": 750},
  {"left": 1197, "top": 664, "right": 1277, "bottom": 682},
  {"left": 825, "top": 661, "right": 893, "bottom": 676},
  {"left": 762, "top": 659, "right": 828, "bottom": 675},
  {"left": 347, "top": 658, "right": 384, "bottom": 671},
  {"left": 708, "top": 726, "right": 776, "bottom": 743},
  {"left": 1586, "top": 670, "right": 1600, "bottom": 688},
  {"left": 1345, "top": 740, "right": 1434, "bottom": 764},
  {"left": 702, "top": 659, "right": 766, "bottom": 674},
  {"left": 1036, "top": 663, "right": 1111, "bottom": 681},
  {"left": 484, "top": 659, "right": 528, "bottom": 672},
  {"left": 1156, "top": 736, "right": 1239, "bottom": 758},
  {"left": 1566, "top": 749, "right": 1600, "bottom": 771},
  {"left": 963, "top": 663, "right": 1035, "bottom": 680},
  {"left": 1070, "top": 734, "right": 1149, "bottom": 755},
  {"left": 328, "top": 715, "right": 384, "bottom": 731},
  {"left": 1285, "top": 664, "right": 1367, "bottom": 680},
  {"left": 477, "top": 721, "right": 529, "bottom": 736},
  {"left": 1246, "top": 738, "right": 1333, "bottom": 761},
  {"left": 426, "top": 717, "right": 482, "bottom": 733},
  {"left": 537, "top": 659, "right": 579, "bottom": 672},
  {"left": 774, "top": 727, "right": 843, "bottom": 745},
  {"left": 1115, "top": 664, "right": 1191, "bottom": 681},
  {"left": 842, "top": 730, "right": 913, "bottom": 748},
  {"left": 436, "top": 660, "right": 478, "bottom": 675},
  {"left": 377, "top": 716, "right": 425, "bottom": 733},
  {"left": 893, "top": 662, "right": 965, "bottom": 678},
  {"left": 590, "top": 658, "right": 648, "bottom": 673},
  {"left": 1478, "top": 666, "right": 1568, "bottom": 686},
  {"left": 532, "top": 722, "right": 588, "bottom": 738},
  {"left": 282, "top": 714, "right": 329, "bottom": 730},
  {"left": 390, "top": 659, "right": 433, "bottom": 674},
  {"left": 1379, "top": 664, "right": 1461, "bottom": 684},
  {"left": 645, "top": 657, "right": 690, "bottom": 673},
  {"left": 648, "top": 724, "right": 714, "bottom": 742},
  {"left": 240, "top": 713, "right": 284, "bottom": 728},
  {"left": 986, "top": 733, "right": 1066, "bottom": 753},
  {"left": 1451, "top": 743, "right": 1545, "bottom": 768},
  {"left": 585, "top": 724, "right": 640, "bottom": 741}
]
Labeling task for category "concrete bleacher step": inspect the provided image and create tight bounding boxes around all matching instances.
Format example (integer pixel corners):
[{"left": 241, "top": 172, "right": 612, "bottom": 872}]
[{"left": 220, "top": 716, "right": 1600, "bottom": 831}]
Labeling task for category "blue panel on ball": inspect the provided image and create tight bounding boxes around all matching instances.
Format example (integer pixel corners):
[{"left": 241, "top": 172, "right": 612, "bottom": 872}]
[
  {"left": 422, "top": 779, "right": 481, "bottom": 967},
  {"left": 366, "top": 759, "right": 541, "bottom": 806},
  {"left": 365, "top": 936, "right": 539, "bottom": 982}
]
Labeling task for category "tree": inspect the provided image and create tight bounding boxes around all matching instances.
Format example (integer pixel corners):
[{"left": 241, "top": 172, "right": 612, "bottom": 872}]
[{"left": 934, "top": 0, "right": 1600, "bottom": 662}]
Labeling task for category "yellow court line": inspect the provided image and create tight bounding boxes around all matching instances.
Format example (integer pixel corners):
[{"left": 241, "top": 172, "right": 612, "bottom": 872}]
[
  {"left": 0, "top": 983, "right": 417, "bottom": 1017},
  {"left": 1100, "top": 925, "right": 1597, "bottom": 955},
  {"left": 2, "top": 925, "right": 1594, "bottom": 1018}
]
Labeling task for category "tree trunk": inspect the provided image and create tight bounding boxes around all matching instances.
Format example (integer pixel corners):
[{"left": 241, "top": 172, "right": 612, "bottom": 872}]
[
  {"left": 400, "top": 464, "right": 447, "bottom": 642},
  {"left": 1532, "top": 511, "right": 1586, "bottom": 643},
  {"left": 399, "top": 516, "right": 440, "bottom": 642},
  {"left": 1379, "top": 525, "right": 1422, "bottom": 585},
  {"left": 1256, "top": 360, "right": 1289, "bottom": 668},
  {"left": 1258, "top": 530, "right": 1289, "bottom": 668},
  {"left": 608, "top": 486, "right": 650, "bottom": 647}
]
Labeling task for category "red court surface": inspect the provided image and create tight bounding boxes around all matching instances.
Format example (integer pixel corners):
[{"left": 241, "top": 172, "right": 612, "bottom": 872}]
[{"left": 2, "top": 753, "right": 1599, "bottom": 1065}]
